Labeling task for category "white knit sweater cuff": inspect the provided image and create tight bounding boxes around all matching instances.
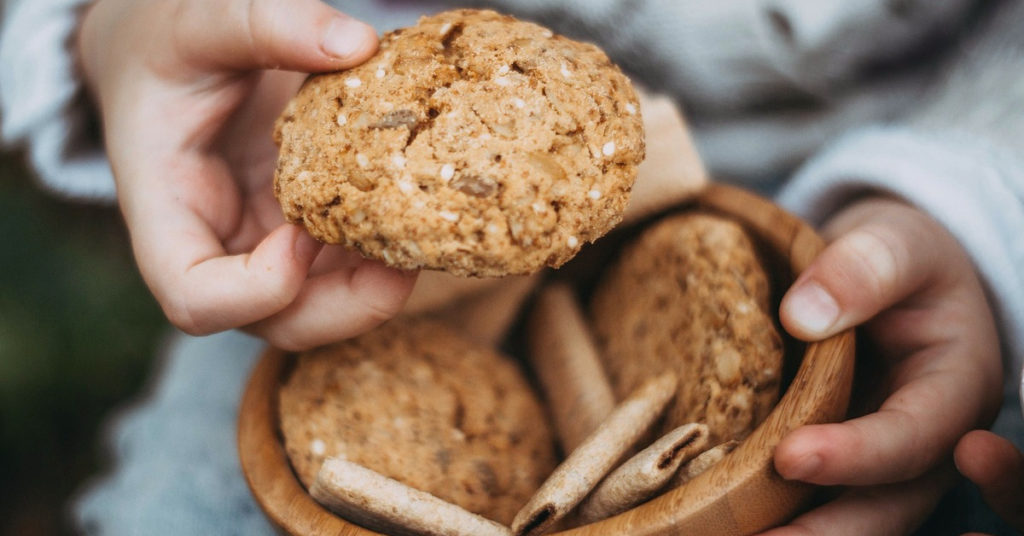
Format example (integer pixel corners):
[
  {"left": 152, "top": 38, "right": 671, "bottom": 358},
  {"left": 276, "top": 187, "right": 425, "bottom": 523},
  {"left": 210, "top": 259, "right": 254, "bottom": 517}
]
[
  {"left": 778, "top": 126, "right": 1024, "bottom": 406},
  {"left": 0, "top": 0, "right": 115, "bottom": 202}
]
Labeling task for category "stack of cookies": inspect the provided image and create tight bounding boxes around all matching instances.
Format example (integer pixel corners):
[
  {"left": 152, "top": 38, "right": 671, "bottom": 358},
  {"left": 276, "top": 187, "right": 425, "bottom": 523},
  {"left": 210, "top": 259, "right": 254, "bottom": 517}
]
[
  {"left": 275, "top": 209, "right": 785, "bottom": 536},
  {"left": 270, "top": 8, "right": 785, "bottom": 536},
  {"left": 516, "top": 213, "right": 784, "bottom": 534}
]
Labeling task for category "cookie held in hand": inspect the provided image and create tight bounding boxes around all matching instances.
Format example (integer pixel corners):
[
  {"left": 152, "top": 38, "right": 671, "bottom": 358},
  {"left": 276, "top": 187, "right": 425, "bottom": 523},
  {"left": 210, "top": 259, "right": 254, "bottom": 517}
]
[{"left": 274, "top": 9, "right": 645, "bottom": 277}]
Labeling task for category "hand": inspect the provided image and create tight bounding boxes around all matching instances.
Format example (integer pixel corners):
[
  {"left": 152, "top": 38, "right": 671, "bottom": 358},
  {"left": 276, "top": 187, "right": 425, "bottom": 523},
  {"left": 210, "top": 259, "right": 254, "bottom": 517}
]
[
  {"left": 955, "top": 429, "right": 1024, "bottom": 534},
  {"left": 77, "top": 0, "right": 417, "bottom": 350},
  {"left": 757, "top": 197, "right": 1003, "bottom": 535}
]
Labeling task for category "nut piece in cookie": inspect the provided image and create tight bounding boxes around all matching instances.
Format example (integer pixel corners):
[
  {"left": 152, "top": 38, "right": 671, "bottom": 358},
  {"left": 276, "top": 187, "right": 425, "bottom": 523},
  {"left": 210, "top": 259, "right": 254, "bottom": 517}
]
[
  {"left": 277, "top": 318, "right": 557, "bottom": 525},
  {"left": 274, "top": 9, "right": 645, "bottom": 277},
  {"left": 590, "top": 213, "right": 784, "bottom": 445}
]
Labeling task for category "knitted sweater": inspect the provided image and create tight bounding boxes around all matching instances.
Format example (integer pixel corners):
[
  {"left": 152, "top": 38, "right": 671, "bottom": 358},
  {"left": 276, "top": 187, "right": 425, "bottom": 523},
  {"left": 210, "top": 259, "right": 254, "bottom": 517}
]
[{"left": 2, "top": 0, "right": 1022, "bottom": 534}]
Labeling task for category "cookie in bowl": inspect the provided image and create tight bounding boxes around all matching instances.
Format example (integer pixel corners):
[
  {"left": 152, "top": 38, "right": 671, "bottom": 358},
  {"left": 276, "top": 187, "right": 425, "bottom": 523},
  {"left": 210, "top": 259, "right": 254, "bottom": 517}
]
[
  {"left": 590, "top": 212, "right": 785, "bottom": 445},
  {"left": 277, "top": 317, "right": 558, "bottom": 525}
]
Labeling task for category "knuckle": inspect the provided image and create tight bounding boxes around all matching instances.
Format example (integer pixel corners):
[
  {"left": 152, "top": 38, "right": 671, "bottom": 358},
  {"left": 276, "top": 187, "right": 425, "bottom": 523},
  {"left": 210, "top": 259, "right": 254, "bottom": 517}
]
[
  {"left": 242, "top": 0, "right": 277, "bottom": 68},
  {"left": 837, "top": 227, "right": 906, "bottom": 301}
]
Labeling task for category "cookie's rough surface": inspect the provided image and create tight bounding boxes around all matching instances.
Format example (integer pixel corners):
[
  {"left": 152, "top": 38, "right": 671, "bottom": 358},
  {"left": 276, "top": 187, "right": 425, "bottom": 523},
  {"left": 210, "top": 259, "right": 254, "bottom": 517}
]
[
  {"left": 274, "top": 9, "right": 645, "bottom": 277},
  {"left": 590, "top": 213, "right": 784, "bottom": 445},
  {"left": 278, "top": 318, "right": 557, "bottom": 524}
]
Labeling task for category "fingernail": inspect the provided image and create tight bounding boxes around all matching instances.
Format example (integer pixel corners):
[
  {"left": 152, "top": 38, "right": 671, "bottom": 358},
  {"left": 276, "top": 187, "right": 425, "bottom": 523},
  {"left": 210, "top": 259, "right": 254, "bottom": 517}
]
[
  {"left": 784, "top": 452, "right": 822, "bottom": 481},
  {"left": 293, "top": 230, "right": 322, "bottom": 264},
  {"left": 786, "top": 281, "right": 840, "bottom": 335},
  {"left": 322, "top": 16, "right": 372, "bottom": 59}
]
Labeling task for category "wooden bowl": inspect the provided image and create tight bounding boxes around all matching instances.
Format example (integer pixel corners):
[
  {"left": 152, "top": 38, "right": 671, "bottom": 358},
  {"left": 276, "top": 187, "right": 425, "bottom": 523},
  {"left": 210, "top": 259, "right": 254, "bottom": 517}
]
[{"left": 238, "top": 183, "right": 855, "bottom": 536}]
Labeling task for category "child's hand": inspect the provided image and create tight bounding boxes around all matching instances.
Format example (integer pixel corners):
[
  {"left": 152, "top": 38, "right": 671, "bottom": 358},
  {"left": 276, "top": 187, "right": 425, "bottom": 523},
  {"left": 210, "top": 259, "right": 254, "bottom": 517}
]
[
  {"left": 955, "top": 429, "right": 1024, "bottom": 533},
  {"left": 77, "top": 0, "right": 417, "bottom": 350},
  {"left": 758, "top": 197, "right": 1003, "bottom": 535}
]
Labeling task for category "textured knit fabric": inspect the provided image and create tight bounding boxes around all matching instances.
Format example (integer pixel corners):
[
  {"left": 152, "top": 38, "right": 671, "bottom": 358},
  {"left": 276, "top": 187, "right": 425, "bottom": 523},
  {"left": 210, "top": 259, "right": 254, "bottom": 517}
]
[{"left": 1, "top": 0, "right": 1022, "bottom": 534}]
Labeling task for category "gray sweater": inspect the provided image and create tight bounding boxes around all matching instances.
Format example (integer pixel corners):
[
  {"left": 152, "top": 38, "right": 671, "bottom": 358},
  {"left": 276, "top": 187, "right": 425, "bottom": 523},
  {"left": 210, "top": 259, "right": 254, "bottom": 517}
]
[{"left": 1, "top": 0, "right": 1022, "bottom": 534}]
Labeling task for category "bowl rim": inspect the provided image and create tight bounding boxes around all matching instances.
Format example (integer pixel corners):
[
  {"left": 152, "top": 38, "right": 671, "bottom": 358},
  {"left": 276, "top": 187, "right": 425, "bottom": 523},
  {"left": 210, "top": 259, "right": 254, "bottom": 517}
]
[{"left": 237, "top": 182, "right": 856, "bottom": 536}]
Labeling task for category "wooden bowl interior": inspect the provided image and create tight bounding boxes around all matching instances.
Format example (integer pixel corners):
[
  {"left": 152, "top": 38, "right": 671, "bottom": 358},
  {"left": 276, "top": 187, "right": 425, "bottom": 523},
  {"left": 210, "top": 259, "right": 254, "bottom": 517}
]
[{"left": 237, "top": 183, "right": 855, "bottom": 536}]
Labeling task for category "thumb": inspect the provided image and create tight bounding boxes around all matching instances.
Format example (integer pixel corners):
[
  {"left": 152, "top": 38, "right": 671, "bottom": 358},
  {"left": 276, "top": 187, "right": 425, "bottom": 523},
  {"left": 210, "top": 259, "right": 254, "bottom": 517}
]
[
  {"left": 172, "top": 0, "right": 378, "bottom": 73},
  {"left": 780, "top": 199, "right": 948, "bottom": 341}
]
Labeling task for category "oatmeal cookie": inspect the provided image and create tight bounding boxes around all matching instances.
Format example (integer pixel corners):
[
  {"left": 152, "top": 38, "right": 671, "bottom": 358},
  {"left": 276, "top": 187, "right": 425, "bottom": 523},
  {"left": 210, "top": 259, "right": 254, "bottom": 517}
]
[
  {"left": 274, "top": 9, "right": 645, "bottom": 277},
  {"left": 278, "top": 317, "right": 557, "bottom": 524},
  {"left": 590, "top": 213, "right": 784, "bottom": 445}
]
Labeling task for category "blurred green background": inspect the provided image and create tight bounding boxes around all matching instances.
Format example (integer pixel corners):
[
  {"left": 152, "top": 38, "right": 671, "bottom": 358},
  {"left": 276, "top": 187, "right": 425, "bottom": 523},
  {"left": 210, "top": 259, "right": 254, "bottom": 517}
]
[{"left": 0, "top": 150, "right": 165, "bottom": 535}]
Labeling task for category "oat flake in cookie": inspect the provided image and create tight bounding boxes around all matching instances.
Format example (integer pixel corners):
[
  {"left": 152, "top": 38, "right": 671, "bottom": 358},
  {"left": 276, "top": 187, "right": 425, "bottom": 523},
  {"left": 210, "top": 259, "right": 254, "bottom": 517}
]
[
  {"left": 274, "top": 9, "right": 645, "bottom": 277},
  {"left": 590, "top": 213, "right": 785, "bottom": 445},
  {"left": 277, "top": 318, "right": 558, "bottom": 525}
]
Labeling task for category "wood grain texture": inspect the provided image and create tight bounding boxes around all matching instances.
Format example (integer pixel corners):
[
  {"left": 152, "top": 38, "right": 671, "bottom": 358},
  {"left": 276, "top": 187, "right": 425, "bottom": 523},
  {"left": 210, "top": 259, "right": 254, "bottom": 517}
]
[{"left": 237, "top": 183, "right": 855, "bottom": 536}]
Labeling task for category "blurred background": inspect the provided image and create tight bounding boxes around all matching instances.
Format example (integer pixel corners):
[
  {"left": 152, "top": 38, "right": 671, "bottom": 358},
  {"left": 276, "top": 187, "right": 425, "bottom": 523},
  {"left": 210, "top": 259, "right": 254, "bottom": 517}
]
[{"left": 0, "top": 149, "right": 166, "bottom": 535}]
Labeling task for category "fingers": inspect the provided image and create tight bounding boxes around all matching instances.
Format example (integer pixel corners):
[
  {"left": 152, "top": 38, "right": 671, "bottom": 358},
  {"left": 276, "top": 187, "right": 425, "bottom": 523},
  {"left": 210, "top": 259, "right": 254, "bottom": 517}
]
[
  {"left": 755, "top": 465, "right": 954, "bottom": 536},
  {"left": 135, "top": 190, "right": 415, "bottom": 346},
  {"left": 170, "top": 0, "right": 378, "bottom": 73},
  {"left": 131, "top": 175, "right": 414, "bottom": 345},
  {"left": 780, "top": 198, "right": 958, "bottom": 341},
  {"left": 955, "top": 430, "right": 1024, "bottom": 531},
  {"left": 136, "top": 218, "right": 322, "bottom": 335},
  {"left": 775, "top": 348, "right": 990, "bottom": 485},
  {"left": 248, "top": 256, "right": 418, "bottom": 351}
]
